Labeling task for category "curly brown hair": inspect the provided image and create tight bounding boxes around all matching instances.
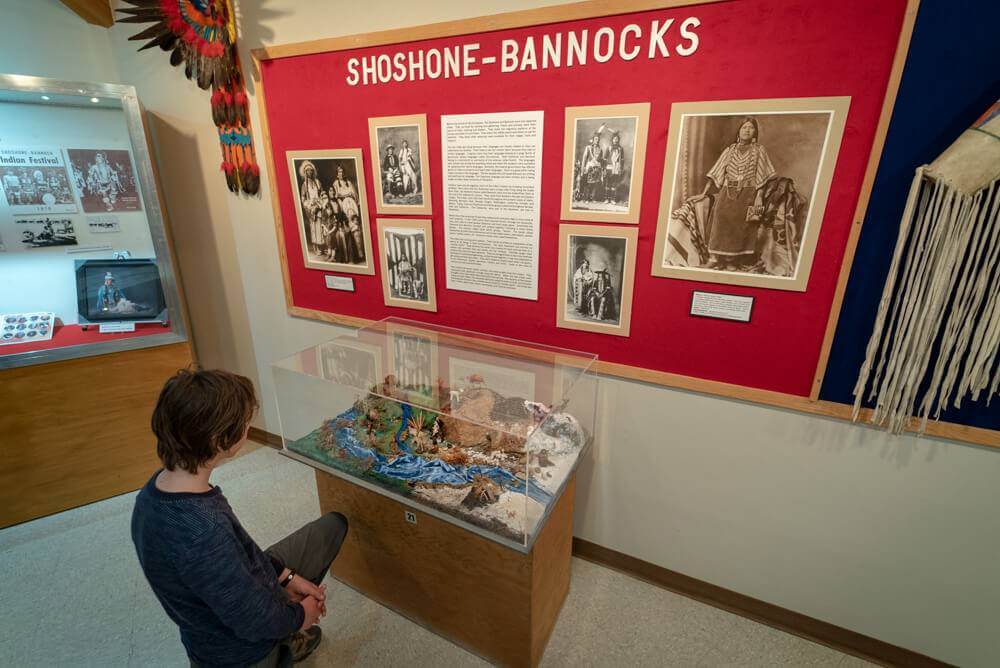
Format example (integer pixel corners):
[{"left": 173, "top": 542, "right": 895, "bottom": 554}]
[{"left": 151, "top": 368, "right": 259, "bottom": 473}]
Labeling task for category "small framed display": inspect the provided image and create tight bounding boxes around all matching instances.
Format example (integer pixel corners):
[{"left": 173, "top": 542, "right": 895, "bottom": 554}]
[
  {"left": 376, "top": 218, "right": 437, "bottom": 312},
  {"left": 368, "top": 113, "right": 432, "bottom": 215},
  {"left": 561, "top": 102, "right": 650, "bottom": 224},
  {"left": 286, "top": 149, "right": 375, "bottom": 275},
  {"left": 556, "top": 223, "right": 638, "bottom": 337}
]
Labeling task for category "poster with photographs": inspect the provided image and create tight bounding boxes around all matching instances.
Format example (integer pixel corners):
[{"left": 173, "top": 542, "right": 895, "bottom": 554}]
[
  {"left": 0, "top": 147, "right": 77, "bottom": 214},
  {"left": 377, "top": 218, "right": 437, "bottom": 312},
  {"left": 368, "top": 114, "right": 432, "bottom": 215},
  {"left": 562, "top": 103, "right": 650, "bottom": 224},
  {"left": 652, "top": 97, "right": 850, "bottom": 291},
  {"left": 557, "top": 224, "right": 638, "bottom": 337},
  {"left": 66, "top": 149, "right": 142, "bottom": 213},
  {"left": 286, "top": 149, "right": 374, "bottom": 275},
  {"left": 15, "top": 217, "right": 77, "bottom": 249}
]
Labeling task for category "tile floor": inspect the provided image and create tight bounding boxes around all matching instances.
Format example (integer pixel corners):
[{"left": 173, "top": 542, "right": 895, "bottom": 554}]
[{"left": 0, "top": 446, "right": 873, "bottom": 667}]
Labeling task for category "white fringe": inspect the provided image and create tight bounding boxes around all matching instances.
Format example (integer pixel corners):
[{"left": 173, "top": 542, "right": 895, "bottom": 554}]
[{"left": 853, "top": 174, "right": 1000, "bottom": 434}]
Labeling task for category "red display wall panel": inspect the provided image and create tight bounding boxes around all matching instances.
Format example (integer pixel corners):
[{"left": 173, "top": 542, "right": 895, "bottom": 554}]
[{"left": 258, "top": 0, "right": 910, "bottom": 397}]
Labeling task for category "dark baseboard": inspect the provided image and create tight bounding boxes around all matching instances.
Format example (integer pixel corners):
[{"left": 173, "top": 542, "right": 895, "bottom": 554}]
[
  {"left": 248, "top": 426, "right": 282, "bottom": 449},
  {"left": 572, "top": 538, "right": 952, "bottom": 668},
  {"left": 248, "top": 426, "right": 950, "bottom": 667}
]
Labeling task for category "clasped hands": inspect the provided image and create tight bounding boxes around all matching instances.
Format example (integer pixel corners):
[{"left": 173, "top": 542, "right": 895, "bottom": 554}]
[{"left": 281, "top": 570, "right": 328, "bottom": 629}]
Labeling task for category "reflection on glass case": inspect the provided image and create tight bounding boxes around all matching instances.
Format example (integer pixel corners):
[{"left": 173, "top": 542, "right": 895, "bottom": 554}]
[{"left": 272, "top": 318, "right": 598, "bottom": 551}]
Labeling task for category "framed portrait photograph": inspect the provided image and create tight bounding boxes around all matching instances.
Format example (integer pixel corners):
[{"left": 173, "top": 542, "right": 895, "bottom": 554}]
[
  {"left": 651, "top": 97, "right": 851, "bottom": 291},
  {"left": 376, "top": 218, "right": 437, "bottom": 312},
  {"left": 561, "top": 103, "right": 650, "bottom": 224},
  {"left": 557, "top": 224, "right": 638, "bottom": 337},
  {"left": 368, "top": 114, "right": 432, "bottom": 215},
  {"left": 286, "top": 149, "right": 374, "bottom": 275}
]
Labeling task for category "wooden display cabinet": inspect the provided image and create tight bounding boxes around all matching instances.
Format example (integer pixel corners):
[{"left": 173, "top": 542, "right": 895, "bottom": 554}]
[{"left": 316, "top": 470, "right": 576, "bottom": 667}]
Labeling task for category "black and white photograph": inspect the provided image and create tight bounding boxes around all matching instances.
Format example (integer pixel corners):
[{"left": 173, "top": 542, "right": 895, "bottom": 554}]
[
  {"left": 377, "top": 218, "right": 437, "bottom": 312},
  {"left": 652, "top": 97, "right": 850, "bottom": 291},
  {"left": 16, "top": 217, "right": 78, "bottom": 249},
  {"left": 286, "top": 149, "right": 374, "bottom": 275},
  {"left": 368, "top": 114, "right": 432, "bottom": 215},
  {"left": 66, "top": 149, "right": 142, "bottom": 213},
  {"left": 557, "top": 224, "right": 637, "bottom": 337},
  {"left": 0, "top": 147, "right": 77, "bottom": 215},
  {"left": 562, "top": 103, "right": 649, "bottom": 224}
]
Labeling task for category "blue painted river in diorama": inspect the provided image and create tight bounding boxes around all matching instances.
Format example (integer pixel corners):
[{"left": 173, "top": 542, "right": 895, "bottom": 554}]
[{"left": 335, "top": 406, "right": 552, "bottom": 505}]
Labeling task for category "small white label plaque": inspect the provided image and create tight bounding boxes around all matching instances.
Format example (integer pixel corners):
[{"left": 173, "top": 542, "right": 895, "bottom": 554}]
[
  {"left": 99, "top": 322, "right": 136, "bottom": 333},
  {"left": 324, "top": 275, "right": 355, "bottom": 292},
  {"left": 404, "top": 511, "right": 417, "bottom": 524},
  {"left": 690, "top": 291, "right": 754, "bottom": 323}
]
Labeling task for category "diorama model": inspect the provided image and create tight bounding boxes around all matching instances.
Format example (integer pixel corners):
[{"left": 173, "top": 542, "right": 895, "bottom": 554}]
[{"left": 286, "top": 372, "right": 589, "bottom": 545}]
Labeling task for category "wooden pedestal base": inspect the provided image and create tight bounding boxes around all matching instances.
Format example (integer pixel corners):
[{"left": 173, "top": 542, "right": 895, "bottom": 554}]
[{"left": 315, "top": 470, "right": 575, "bottom": 667}]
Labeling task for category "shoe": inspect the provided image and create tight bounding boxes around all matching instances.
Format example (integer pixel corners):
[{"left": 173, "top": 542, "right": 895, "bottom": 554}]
[{"left": 289, "top": 626, "right": 322, "bottom": 662}]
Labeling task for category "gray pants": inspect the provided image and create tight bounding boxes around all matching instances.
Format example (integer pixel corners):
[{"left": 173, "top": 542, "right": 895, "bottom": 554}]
[{"left": 194, "top": 512, "right": 349, "bottom": 668}]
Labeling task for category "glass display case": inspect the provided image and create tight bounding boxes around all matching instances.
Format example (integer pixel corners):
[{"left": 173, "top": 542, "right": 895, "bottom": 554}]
[
  {"left": 272, "top": 318, "right": 598, "bottom": 552},
  {"left": 0, "top": 74, "right": 186, "bottom": 369}
]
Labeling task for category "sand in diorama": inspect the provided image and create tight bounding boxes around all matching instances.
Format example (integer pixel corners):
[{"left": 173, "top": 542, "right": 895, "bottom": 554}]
[{"left": 286, "top": 375, "right": 587, "bottom": 543}]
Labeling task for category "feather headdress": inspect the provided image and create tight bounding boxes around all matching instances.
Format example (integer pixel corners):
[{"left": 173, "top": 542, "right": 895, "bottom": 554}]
[{"left": 119, "top": 0, "right": 260, "bottom": 195}]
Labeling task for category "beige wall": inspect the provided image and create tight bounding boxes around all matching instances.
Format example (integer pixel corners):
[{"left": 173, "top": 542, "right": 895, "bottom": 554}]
[
  {"left": 0, "top": 0, "right": 119, "bottom": 82},
  {"left": 7, "top": 2, "right": 1000, "bottom": 665}
]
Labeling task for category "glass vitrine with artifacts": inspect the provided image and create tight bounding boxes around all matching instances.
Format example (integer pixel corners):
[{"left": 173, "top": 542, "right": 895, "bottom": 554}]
[
  {"left": 271, "top": 318, "right": 598, "bottom": 551},
  {"left": 0, "top": 75, "right": 186, "bottom": 369}
]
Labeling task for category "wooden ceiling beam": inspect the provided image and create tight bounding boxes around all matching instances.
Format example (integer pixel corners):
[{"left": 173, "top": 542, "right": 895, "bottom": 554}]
[{"left": 59, "top": 0, "right": 114, "bottom": 28}]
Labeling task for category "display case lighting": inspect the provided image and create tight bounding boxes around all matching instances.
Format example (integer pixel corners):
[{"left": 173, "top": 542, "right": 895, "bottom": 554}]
[
  {"left": 90, "top": 97, "right": 99, "bottom": 103},
  {"left": 41, "top": 95, "right": 50, "bottom": 100}
]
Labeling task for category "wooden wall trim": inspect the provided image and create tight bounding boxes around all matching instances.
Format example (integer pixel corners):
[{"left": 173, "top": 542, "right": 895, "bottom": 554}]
[
  {"left": 572, "top": 537, "right": 954, "bottom": 668},
  {"left": 248, "top": 426, "right": 283, "bottom": 448},
  {"left": 59, "top": 0, "right": 113, "bottom": 28}
]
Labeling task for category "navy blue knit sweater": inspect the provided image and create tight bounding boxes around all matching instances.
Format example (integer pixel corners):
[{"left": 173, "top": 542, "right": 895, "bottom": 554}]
[{"left": 131, "top": 472, "right": 304, "bottom": 667}]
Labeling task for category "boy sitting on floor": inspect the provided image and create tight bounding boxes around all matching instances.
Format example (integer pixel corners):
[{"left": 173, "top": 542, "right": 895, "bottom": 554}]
[{"left": 131, "top": 368, "right": 348, "bottom": 667}]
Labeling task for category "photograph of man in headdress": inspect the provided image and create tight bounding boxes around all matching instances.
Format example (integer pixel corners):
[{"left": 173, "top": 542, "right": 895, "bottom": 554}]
[
  {"left": 375, "top": 125, "right": 424, "bottom": 206},
  {"left": 67, "top": 149, "right": 142, "bottom": 213},
  {"left": 95, "top": 271, "right": 150, "bottom": 316},
  {"left": 655, "top": 98, "right": 850, "bottom": 290},
  {"left": 570, "top": 117, "right": 638, "bottom": 213},
  {"left": 288, "top": 150, "right": 374, "bottom": 274}
]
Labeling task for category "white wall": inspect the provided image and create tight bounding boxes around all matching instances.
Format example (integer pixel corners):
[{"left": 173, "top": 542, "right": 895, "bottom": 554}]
[{"left": 5, "top": 2, "right": 998, "bottom": 665}]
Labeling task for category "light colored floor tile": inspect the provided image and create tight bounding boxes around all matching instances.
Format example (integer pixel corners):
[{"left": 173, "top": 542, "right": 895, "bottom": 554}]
[{"left": 0, "top": 446, "right": 873, "bottom": 668}]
